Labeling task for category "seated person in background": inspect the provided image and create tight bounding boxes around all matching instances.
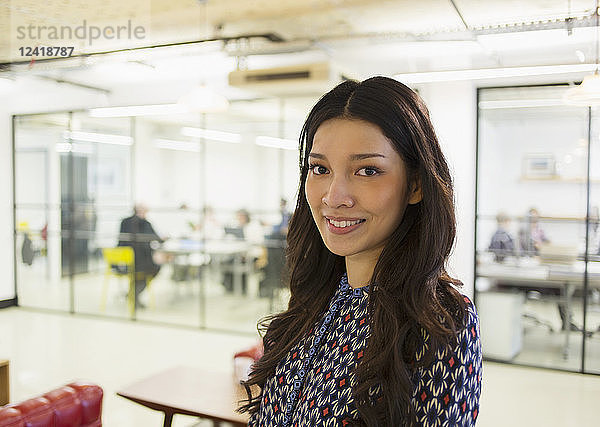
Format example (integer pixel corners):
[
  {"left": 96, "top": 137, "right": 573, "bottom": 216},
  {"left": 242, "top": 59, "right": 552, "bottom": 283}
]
[
  {"left": 236, "top": 209, "right": 266, "bottom": 252},
  {"left": 118, "top": 204, "right": 164, "bottom": 308},
  {"left": 515, "top": 207, "right": 584, "bottom": 332},
  {"left": 519, "top": 207, "right": 549, "bottom": 256},
  {"left": 261, "top": 206, "right": 290, "bottom": 299},
  {"left": 489, "top": 212, "right": 515, "bottom": 262},
  {"left": 202, "top": 205, "right": 225, "bottom": 240},
  {"left": 223, "top": 209, "right": 266, "bottom": 293},
  {"left": 272, "top": 198, "right": 291, "bottom": 236},
  {"left": 175, "top": 203, "right": 201, "bottom": 238}
]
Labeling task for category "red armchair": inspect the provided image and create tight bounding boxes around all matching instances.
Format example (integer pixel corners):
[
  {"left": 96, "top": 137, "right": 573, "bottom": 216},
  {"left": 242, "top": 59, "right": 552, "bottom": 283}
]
[
  {"left": 233, "top": 341, "right": 263, "bottom": 362},
  {"left": 0, "top": 382, "right": 103, "bottom": 427},
  {"left": 233, "top": 340, "right": 263, "bottom": 382}
]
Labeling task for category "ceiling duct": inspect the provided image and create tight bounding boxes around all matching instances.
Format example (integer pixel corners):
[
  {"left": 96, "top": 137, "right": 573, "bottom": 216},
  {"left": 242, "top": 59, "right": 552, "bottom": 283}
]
[{"left": 228, "top": 62, "right": 350, "bottom": 95}]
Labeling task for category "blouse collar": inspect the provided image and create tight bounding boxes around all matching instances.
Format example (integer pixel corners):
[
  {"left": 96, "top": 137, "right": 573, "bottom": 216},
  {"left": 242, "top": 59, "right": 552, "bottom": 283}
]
[{"left": 340, "top": 273, "right": 370, "bottom": 297}]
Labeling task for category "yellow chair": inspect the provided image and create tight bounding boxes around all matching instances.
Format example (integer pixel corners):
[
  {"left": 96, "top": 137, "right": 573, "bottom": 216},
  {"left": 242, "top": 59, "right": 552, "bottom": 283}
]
[
  {"left": 100, "top": 247, "right": 155, "bottom": 314},
  {"left": 100, "top": 247, "right": 135, "bottom": 315}
]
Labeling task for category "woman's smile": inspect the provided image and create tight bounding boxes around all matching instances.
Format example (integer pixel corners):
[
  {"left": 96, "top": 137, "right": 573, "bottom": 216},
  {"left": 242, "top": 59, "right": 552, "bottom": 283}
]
[{"left": 325, "top": 216, "right": 366, "bottom": 234}]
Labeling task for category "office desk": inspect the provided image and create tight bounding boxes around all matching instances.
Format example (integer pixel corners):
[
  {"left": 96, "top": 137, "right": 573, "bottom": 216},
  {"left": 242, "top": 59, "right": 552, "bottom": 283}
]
[
  {"left": 159, "top": 239, "right": 254, "bottom": 294},
  {"left": 478, "top": 259, "right": 600, "bottom": 358},
  {"left": 117, "top": 366, "right": 249, "bottom": 427}
]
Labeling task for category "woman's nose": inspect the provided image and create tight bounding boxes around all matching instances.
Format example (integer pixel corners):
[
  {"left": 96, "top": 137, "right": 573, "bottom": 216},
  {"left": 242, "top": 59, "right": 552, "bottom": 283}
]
[{"left": 321, "top": 176, "right": 354, "bottom": 208}]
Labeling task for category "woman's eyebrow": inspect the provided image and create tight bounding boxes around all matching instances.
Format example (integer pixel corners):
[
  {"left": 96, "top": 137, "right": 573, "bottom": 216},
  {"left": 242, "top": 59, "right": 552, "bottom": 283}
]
[
  {"left": 308, "top": 153, "right": 385, "bottom": 160},
  {"left": 349, "top": 153, "right": 386, "bottom": 160}
]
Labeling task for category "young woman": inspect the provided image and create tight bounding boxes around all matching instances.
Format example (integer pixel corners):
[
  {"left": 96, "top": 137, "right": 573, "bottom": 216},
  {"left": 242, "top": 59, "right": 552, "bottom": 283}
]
[{"left": 241, "top": 77, "right": 482, "bottom": 426}]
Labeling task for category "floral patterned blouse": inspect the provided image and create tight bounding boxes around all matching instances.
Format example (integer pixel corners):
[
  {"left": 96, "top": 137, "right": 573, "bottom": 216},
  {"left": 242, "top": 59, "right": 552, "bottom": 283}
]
[{"left": 248, "top": 274, "right": 482, "bottom": 426}]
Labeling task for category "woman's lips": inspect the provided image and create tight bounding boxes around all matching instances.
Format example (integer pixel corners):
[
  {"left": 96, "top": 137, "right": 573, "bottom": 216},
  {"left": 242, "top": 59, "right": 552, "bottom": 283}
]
[{"left": 325, "top": 217, "right": 366, "bottom": 235}]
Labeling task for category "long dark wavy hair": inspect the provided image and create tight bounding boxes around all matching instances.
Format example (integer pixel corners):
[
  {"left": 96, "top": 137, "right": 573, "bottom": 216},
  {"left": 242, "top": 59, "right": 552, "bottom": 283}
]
[{"left": 239, "top": 76, "right": 467, "bottom": 425}]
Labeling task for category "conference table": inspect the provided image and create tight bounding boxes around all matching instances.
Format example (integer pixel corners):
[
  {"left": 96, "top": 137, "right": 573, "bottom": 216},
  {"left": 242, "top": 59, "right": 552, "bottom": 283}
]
[
  {"left": 117, "top": 366, "right": 250, "bottom": 427},
  {"left": 159, "top": 239, "right": 255, "bottom": 295},
  {"left": 477, "top": 257, "right": 600, "bottom": 358}
]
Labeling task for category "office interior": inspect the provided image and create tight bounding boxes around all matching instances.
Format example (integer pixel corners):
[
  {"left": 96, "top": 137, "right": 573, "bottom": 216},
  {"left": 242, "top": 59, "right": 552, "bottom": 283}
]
[{"left": 2, "top": 0, "right": 600, "bottom": 425}]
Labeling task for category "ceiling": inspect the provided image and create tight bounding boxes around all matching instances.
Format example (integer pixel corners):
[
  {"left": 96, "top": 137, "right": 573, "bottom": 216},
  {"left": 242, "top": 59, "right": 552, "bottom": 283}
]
[
  {"left": 1, "top": 0, "right": 595, "bottom": 56},
  {"left": 1, "top": 0, "right": 599, "bottom": 100}
]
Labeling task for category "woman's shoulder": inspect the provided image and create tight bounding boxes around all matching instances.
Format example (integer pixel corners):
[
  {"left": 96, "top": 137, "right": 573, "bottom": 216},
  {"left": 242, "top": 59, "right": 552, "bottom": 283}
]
[
  {"left": 444, "top": 293, "right": 481, "bottom": 361},
  {"left": 412, "top": 294, "right": 482, "bottom": 425},
  {"left": 414, "top": 293, "right": 482, "bottom": 383},
  {"left": 446, "top": 293, "right": 480, "bottom": 346},
  {"left": 415, "top": 293, "right": 480, "bottom": 362},
  {"left": 461, "top": 294, "right": 479, "bottom": 328}
]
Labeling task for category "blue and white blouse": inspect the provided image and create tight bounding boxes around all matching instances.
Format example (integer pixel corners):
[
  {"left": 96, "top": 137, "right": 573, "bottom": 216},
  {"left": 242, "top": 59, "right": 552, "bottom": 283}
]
[{"left": 249, "top": 274, "right": 482, "bottom": 426}]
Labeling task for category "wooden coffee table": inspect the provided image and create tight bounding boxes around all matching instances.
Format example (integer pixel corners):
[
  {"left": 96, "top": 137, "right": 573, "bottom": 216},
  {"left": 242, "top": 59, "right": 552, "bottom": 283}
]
[
  {"left": 117, "top": 366, "right": 250, "bottom": 427},
  {"left": 0, "top": 359, "right": 9, "bottom": 406}
]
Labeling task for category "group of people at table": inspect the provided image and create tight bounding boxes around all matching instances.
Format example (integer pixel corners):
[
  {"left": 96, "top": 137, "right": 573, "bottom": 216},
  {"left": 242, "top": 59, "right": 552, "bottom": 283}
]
[
  {"left": 487, "top": 207, "right": 599, "bottom": 334},
  {"left": 115, "top": 201, "right": 290, "bottom": 308}
]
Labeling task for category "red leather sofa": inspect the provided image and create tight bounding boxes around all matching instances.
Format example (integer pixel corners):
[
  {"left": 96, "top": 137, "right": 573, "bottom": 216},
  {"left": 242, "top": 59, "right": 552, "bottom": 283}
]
[{"left": 0, "top": 382, "right": 103, "bottom": 427}]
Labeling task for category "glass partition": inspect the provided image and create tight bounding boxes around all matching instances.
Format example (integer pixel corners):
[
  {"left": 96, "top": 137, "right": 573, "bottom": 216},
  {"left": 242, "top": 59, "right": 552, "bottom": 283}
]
[
  {"left": 13, "top": 95, "right": 313, "bottom": 333},
  {"left": 15, "top": 114, "right": 69, "bottom": 311},
  {"left": 585, "top": 110, "right": 600, "bottom": 374},
  {"left": 476, "top": 85, "right": 599, "bottom": 373},
  {"left": 64, "top": 113, "right": 134, "bottom": 319}
]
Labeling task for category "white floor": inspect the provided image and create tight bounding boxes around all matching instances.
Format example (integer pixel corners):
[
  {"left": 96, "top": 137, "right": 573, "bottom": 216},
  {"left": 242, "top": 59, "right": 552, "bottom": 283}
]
[
  {"left": 2, "top": 307, "right": 600, "bottom": 426},
  {"left": 15, "top": 259, "right": 288, "bottom": 334}
]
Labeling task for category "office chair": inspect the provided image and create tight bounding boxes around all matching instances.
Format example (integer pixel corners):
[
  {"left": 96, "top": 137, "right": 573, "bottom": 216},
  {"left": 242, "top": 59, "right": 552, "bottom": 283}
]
[
  {"left": 260, "top": 237, "right": 287, "bottom": 312},
  {"left": 100, "top": 247, "right": 156, "bottom": 315}
]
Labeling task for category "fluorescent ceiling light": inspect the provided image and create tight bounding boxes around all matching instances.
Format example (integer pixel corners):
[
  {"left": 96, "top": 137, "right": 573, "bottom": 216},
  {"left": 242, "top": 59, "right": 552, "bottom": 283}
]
[
  {"left": 255, "top": 136, "right": 297, "bottom": 150},
  {"left": 181, "top": 127, "right": 241, "bottom": 144},
  {"left": 476, "top": 28, "right": 592, "bottom": 52},
  {"left": 394, "top": 64, "right": 596, "bottom": 84},
  {"left": 89, "top": 104, "right": 186, "bottom": 117},
  {"left": 63, "top": 130, "right": 133, "bottom": 145},
  {"left": 90, "top": 94, "right": 228, "bottom": 117},
  {"left": 478, "top": 99, "right": 567, "bottom": 109},
  {"left": 154, "top": 138, "right": 200, "bottom": 152},
  {"left": 55, "top": 142, "right": 94, "bottom": 154}
]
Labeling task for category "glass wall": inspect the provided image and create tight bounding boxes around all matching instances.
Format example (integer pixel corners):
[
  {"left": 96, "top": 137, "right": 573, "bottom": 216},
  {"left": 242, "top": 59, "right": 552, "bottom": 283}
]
[
  {"left": 13, "top": 96, "right": 314, "bottom": 334},
  {"left": 476, "top": 85, "right": 600, "bottom": 373},
  {"left": 585, "top": 110, "right": 600, "bottom": 374},
  {"left": 15, "top": 114, "right": 70, "bottom": 312}
]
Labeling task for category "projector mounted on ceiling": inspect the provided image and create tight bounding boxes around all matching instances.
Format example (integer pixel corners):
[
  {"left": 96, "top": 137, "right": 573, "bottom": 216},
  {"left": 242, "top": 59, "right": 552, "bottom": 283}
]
[{"left": 228, "top": 62, "right": 350, "bottom": 95}]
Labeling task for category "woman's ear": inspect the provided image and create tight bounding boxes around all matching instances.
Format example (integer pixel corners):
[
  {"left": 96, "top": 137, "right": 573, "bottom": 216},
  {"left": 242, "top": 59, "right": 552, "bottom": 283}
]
[{"left": 408, "top": 177, "right": 422, "bottom": 205}]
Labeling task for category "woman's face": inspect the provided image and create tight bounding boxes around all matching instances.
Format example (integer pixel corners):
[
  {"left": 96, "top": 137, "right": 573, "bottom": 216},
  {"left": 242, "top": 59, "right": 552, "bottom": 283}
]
[{"left": 305, "top": 118, "right": 421, "bottom": 263}]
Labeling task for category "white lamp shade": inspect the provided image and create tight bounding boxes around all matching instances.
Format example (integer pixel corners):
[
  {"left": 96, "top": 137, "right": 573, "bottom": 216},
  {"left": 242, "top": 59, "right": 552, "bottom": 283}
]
[
  {"left": 563, "top": 73, "right": 600, "bottom": 106},
  {"left": 178, "top": 85, "right": 229, "bottom": 113}
]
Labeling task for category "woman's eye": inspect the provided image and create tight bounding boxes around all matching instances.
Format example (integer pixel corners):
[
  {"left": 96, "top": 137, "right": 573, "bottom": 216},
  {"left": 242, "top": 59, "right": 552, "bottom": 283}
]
[
  {"left": 357, "top": 167, "right": 380, "bottom": 176},
  {"left": 310, "top": 164, "right": 329, "bottom": 175}
]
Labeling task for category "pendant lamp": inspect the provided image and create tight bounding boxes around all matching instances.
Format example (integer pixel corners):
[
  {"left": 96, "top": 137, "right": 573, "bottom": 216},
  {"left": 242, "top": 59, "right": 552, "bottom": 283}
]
[
  {"left": 564, "top": 0, "right": 600, "bottom": 105},
  {"left": 178, "top": 84, "right": 229, "bottom": 113}
]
